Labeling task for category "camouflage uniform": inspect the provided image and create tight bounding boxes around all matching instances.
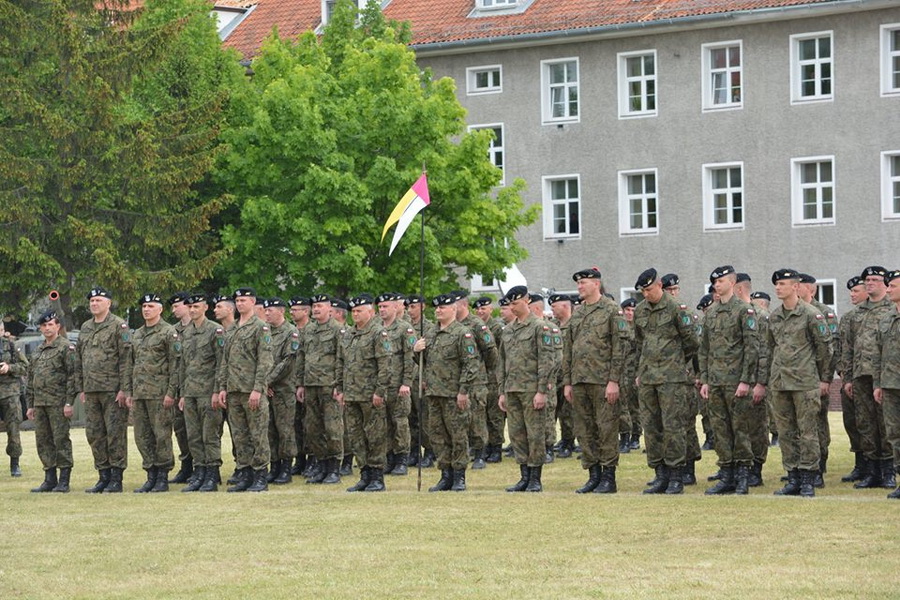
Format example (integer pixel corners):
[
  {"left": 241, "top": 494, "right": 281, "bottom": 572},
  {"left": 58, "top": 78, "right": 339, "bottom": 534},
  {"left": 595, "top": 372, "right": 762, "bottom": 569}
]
[
  {"left": 266, "top": 320, "right": 299, "bottom": 463},
  {"left": 620, "top": 321, "right": 641, "bottom": 441},
  {"left": 485, "top": 317, "right": 507, "bottom": 450},
  {"left": 0, "top": 337, "right": 27, "bottom": 462},
  {"left": 180, "top": 319, "right": 224, "bottom": 468},
  {"left": 409, "top": 316, "right": 437, "bottom": 457},
  {"left": 384, "top": 319, "right": 416, "bottom": 462},
  {"left": 75, "top": 313, "right": 131, "bottom": 472},
  {"left": 171, "top": 321, "right": 192, "bottom": 471},
  {"left": 541, "top": 317, "right": 563, "bottom": 449},
  {"left": 874, "top": 306, "right": 900, "bottom": 474},
  {"left": 422, "top": 321, "right": 478, "bottom": 471},
  {"left": 749, "top": 305, "right": 771, "bottom": 467},
  {"left": 499, "top": 314, "right": 555, "bottom": 467},
  {"left": 216, "top": 316, "right": 274, "bottom": 471},
  {"left": 459, "top": 314, "right": 499, "bottom": 460},
  {"left": 810, "top": 298, "right": 838, "bottom": 469},
  {"left": 837, "top": 306, "right": 862, "bottom": 454},
  {"left": 126, "top": 321, "right": 180, "bottom": 471},
  {"left": 296, "top": 318, "right": 343, "bottom": 461},
  {"left": 26, "top": 336, "right": 74, "bottom": 470}
]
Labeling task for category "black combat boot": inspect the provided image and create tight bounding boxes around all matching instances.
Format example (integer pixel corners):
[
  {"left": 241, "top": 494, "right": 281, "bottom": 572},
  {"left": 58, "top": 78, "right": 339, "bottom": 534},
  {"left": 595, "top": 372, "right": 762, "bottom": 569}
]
[
  {"left": 267, "top": 460, "right": 281, "bottom": 483},
  {"left": 646, "top": 464, "right": 666, "bottom": 487},
  {"left": 182, "top": 466, "right": 206, "bottom": 492},
  {"left": 734, "top": 464, "right": 750, "bottom": 495},
  {"left": 134, "top": 467, "right": 157, "bottom": 493},
  {"left": 593, "top": 466, "right": 617, "bottom": 494},
  {"left": 575, "top": 464, "right": 602, "bottom": 494},
  {"left": 406, "top": 450, "right": 419, "bottom": 467},
  {"left": 544, "top": 446, "right": 554, "bottom": 464},
  {"left": 705, "top": 466, "right": 736, "bottom": 495},
  {"left": 85, "top": 468, "right": 111, "bottom": 494},
  {"left": 841, "top": 453, "right": 865, "bottom": 482},
  {"left": 247, "top": 468, "right": 268, "bottom": 492},
  {"left": 707, "top": 467, "right": 724, "bottom": 482},
  {"left": 486, "top": 444, "right": 502, "bottom": 463},
  {"left": 629, "top": 433, "right": 641, "bottom": 450},
  {"left": 227, "top": 467, "right": 241, "bottom": 485},
  {"left": 104, "top": 467, "right": 123, "bottom": 493},
  {"left": 169, "top": 457, "right": 193, "bottom": 484},
  {"left": 391, "top": 455, "right": 409, "bottom": 475},
  {"left": 450, "top": 469, "right": 467, "bottom": 492},
  {"left": 888, "top": 468, "right": 900, "bottom": 499},
  {"left": 506, "top": 464, "right": 530, "bottom": 492},
  {"left": 748, "top": 461, "right": 764, "bottom": 487},
  {"left": 618, "top": 434, "right": 630, "bottom": 454},
  {"left": 854, "top": 459, "right": 882, "bottom": 489},
  {"left": 881, "top": 459, "right": 897, "bottom": 489},
  {"left": 199, "top": 467, "right": 219, "bottom": 492},
  {"left": 701, "top": 433, "right": 714, "bottom": 451},
  {"left": 682, "top": 460, "right": 697, "bottom": 485},
  {"left": 526, "top": 464, "right": 543, "bottom": 492},
  {"left": 31, "top": 468, "right": 57, "bottom": 493},
  {"left": 503, "top": 444, "right": 514, "bottom": 457},
  {"left": 557, "top": 440, "right": 572, "bottom": 459},
  {"left": 799, "top": 470, "right": 815, "bottom": 498},
  {"left": 274, "top": 460, "right": 292, "bottom": 485},
  {"left": 340, "top": 455, "right": 354, "bottom": 475},
  {"left": 364, "top": 468, "right": 386, "bottom": 492},
  {"left": 321, "top": 458, "right": 341, "bottom": 484},
  {"left": 291, "top": 455, "right": 306, "bottom": 475},
  {"left": 151, "top": 470, "right": 170, "bottom": 492},
  {"left": 643, "top": 466, "right": 668, "bottom": 494},
  {"left": 10, "top": 457, "right": 21, "bottom": 477},
  {"left": 346, "top": 466, "right": 370, "bottom": 492},
  {"left": 227, "top": 467, "right": 253, "bottom": 492},
  {"left": 385, "top": 452, "right": 396, "bottom": 475},
  {"left": 53, "top": 467, "right": 71, "bottom": 493},
  {"left": 302, "top": 456, "right": 318, "bottom": 478},
  {"left": 665, "top": 467, "right": 684, "bottom": 494},
  {"left": 774, "top": 469, "right": 801, "bottom": 496},
  {"left": 471, "top": 448, "right": 486, "bottom": 470},
  {"left": 429, "top": 468, "right": 453, "bottom": 492},
  {"left": 420, "top": 450, "right": 435, "bottom": 468}
]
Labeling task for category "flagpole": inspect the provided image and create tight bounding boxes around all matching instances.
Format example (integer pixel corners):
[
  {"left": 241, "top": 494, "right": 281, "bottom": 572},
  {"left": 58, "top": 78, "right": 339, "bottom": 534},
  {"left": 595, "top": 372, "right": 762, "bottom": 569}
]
[{"left": 416, "top": 169, "right": 426, "bottom": 493}]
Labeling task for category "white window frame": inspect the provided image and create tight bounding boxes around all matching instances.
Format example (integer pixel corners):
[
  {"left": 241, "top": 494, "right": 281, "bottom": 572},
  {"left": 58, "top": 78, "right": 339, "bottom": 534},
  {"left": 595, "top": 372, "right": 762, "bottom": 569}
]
[
  {"left": 618, "top": 168, "right": 659, "bottom": 236},
  {"left": 791, "top": 155, "right": 835, "bottom": 226},
  {"left": 469, "top": 123, "right": 505, "bottom": 186},
  {"left": 541, "top": 58, "right": 580, "bottom": 125},
  {"left": 701, "top": 41, "right": 743, "bottom": 111},
  {"left": 882, "top": 150, "right": 900, "bottom": 221},
  {"left": 466, "top": 65, "right": 503, "bottom": 96},
  {"left": 618, "top": 50, "right": 658, "bottom": 119},
  {"left": 881, "top": 24, "right": 900, "bottom": 97},
  {"left": 815, "top": 279, "right": 838, "bottom": 315},
  {"left": 478, "top": 0, "right": 518, "bottom": 8},
  {"left": 542, "top": 174, "right": 582, "bottom": 240},
  {"left": 790, "top": 31, "right": 834, "bottom": 104},
  {"left": 702, "top": 162, "right": 745, "bottom": 231},
  {"left": 619, "top": 288, "right": 643, "bottom": 303}
]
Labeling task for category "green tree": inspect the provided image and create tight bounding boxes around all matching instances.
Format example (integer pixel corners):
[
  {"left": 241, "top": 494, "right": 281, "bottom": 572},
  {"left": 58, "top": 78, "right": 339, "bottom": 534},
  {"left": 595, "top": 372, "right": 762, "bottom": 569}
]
[
  {"left": 0, "top": 0, "right": 244, "bottom": 318},
  {"left": 216, "top": 0, "right": 538, "bottom": 299}
]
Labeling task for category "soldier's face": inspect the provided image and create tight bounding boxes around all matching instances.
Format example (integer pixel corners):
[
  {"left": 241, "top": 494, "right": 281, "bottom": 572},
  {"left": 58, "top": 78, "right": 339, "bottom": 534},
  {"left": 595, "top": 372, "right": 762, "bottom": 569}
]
[
  {"left": 214, "top": 301, "right": 235, "bottom": 320},
  {"left": 289, "top": 305, "right": 304, "bottom": 323},
  {"left": 713, "top": 277, "right": 733, "bottom": 297},
  {"left": 352, "top": 305, "right": 373, "bottom": 327},
  {"left": 499, "top": 305, "right": 513, "bottom": 322},
  {"left": 39, "top": 319, "right": 60, "bottom": 339},
  {"left": 529, "top": 302, "right": 543, "bottom": 317},
  {"left": 142, "top": 302, "right": 162, "bottom": 322},
  {"left": 89, "top": 296, "right": 111, "bottom": 316},
  {"left": 475, "top": 305, "right": 492, "bottom": 321},
  {"left": 664, "top": 285, "right": 679, "bottom": 297},
  {"left": 265, "top": 306, "right": 285, "bottom": 325},
  {"left": 235, "top": 296, "right": 254, "bottom": 315},
  {"left": 849, "top": 285, "right": 866, "bottom": 305},
  {"left": 641, "top": 282, "right": 664, "bottom": 303},
  {"left": 774, "top": 279, "right": 798, "bottom": 300},
  {"left": 865, "top": 275, "right": 886, "bottom": 298},
  {"left": 887, "top": 279, "right": 900, "bottom": 303},
  {"left": 623, "top": 306, "right": 635, "bottom": 321},
  {"left": 407, "top": 303, "right": 422, "bottom": 320},
  {"left": 551, "top": 301, "right": 571, "bottom": 321},
  {"left": 312, "top": 302, "right": 330, "bottom": 323},
  {"left": 171, "top": 301, "right": 188, "bottom": 320},
  {"left": 435, "top": 304, "right": 454, "bottom": 325},
  {"left": 378, "top": 303, "right": 392, "bottom": 321},
  {"left": 188, "top": 302, "right": 207, "bottom": 321},
  {"left": 510, "top": 297, "right": 530, "bottom": 319}
]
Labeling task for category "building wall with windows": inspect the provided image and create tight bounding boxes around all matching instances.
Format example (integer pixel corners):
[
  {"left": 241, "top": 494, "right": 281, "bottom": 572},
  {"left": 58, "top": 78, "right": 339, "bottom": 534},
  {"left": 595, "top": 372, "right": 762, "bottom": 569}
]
[{"left": 414, "top": 6, "right": 900, "bottom": 314}]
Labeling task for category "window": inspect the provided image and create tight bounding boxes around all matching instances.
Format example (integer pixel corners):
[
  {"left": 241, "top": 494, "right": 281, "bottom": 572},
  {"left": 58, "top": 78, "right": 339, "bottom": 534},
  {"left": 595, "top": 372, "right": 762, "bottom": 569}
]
[
  {"left": 882, "top": 24, "right": 900, "bottom": 96},
  {"left": 618, "top": 169, "right": 659, "bottom": 235},
  {"left": 467, "top": 65, "right": 502, "bottom": 95},
  {"left": 541, "top": 58, "right": 579, "bottom": 124},
  {"left": 883, "top": 151, "right": 900, "bottom": 221},
  {"left": 791, "top": 156, "right": 835, "bottom": 226},
  {"left": 542, "top": 176, "right": 581, "bottom": 239},
  {"left": 470, "top": 124, "right": 505, "bottom": 185},
  {"left": 702, "top": 42, "right": 742, "bottom": 110},
  {"left": 321, "top": 0, "right": 366, "bottom": 27},
  {"left": 212, "top": 4, "right": 255, "bottom": 40},
  {"left": 479, "top": 0, "right": 518, "bottom": 7},
  {"left": 619, "top": 288, "right": 643, "bottom": 303},
  {"left": 791, "top": 32, "right": 833, "bottom": 103},
  {"left": 702, "top": 162, "right": 744, "bottom": 230},
  {"left": 815, "top": 279, "right": 837, "bottom": 315},
  {"left": 618, "top": 50, "right": 657, "bottom": 118}
]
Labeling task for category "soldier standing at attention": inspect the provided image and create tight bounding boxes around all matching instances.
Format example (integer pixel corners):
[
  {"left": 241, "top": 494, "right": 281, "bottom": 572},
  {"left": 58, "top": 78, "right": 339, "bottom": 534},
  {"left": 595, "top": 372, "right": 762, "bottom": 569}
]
[
  {"left": 474, "top": 296, "right": 506, "bottom": 464},
  {"left": 632, "top": 269, "right": 699, "bottom": 495},
  {"left": 0, "top": 321, "right": 27, "bottom": 477},
  {"left": 407, "top": 295, "right": 436, "bottom": 467},
  {"left": 752, "top": 291, "right": 780, "bottom": 447},
  {"left": 288, "top": 297, "right": 311, "bottom": 475},
  {"left": 166, "top": 292, "right": 194, "bottom": 485},
  {"left": 338, "top": 294, "right": 392, "bottom": 492},
  {"left": 216, "top": 287, "right": 274, "bottom": 493},
  {"left": 330, "top": 298, "right": 355, "bottom": 476},
  {"left": 699, "top": 267, "right": 759, "bottom": 495},
  {"left": 619, "top": 298, "right": 642, "bottom": 451},
  {"left": 295, "top": 294, "right": 343, "bottom": 484},
  {"left": 75, "top": 287, "right": 130, "bottom": 493},
  {"left": 178, "top": 294, "right": 224, "bottom": 492},
  {"left": 529, "top": 293, "right": 563, "bottom": 463},
  {"left": 549, "top": 293, "right": 577, "bottom": 459},
  {"left": 563, "top": 268, "right": 628, "bottom": 494},
  {"left": 377, "top": 293, "right": 414, "bottom": 476},
  {"left": 414, "top": 294, "right": 477, "bottom": 491},
  {"left": 331, "top": 298, "right": 348, "bottom": 325},
  {"left": 262, "top": 298, "right": 298, "bottom": 485},
  {"left": 127, "top": 294, "right": 180, "bottom": 493},
  {"left": 761, "top": 269, "right": 832, "bottom": 497},
  {"left": 837, "top": 276, "right": 868, "bottom": 482},
  {"left": 873, "top": 270, "right": 900, "bottom": 499},
  {"left": 214, "top": 295, "right": 237, "bottom": 331},
  {"left": 26, "top": 311, "right": 74, "bottom": 492},
  {"left": 498, "top": 286, "right": 555, "bottom": 492}
]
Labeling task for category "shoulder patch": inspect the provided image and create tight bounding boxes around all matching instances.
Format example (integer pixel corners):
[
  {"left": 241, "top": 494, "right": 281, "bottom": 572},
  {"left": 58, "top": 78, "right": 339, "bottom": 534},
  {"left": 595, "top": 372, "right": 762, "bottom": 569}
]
[
  {"left": 747, "top": 308, "right": 755, "bottom": 315},
  {"left": 815, "top": 314, "right": 824, "bottom": 320},
  {"left": 262, "top": 325, "right": 270, "bottom": 331},
  {"left": 216, "top": 328, "right": 224, "bottom": 334},
  {"left": 120, "top": 323, "right": 128, "bottom": 329},
  {"left": 464, "top": 332, "right": 473, "bottom": 338},
  {"left": 679, "top": 304, "right": 688, "bottom": 310}
]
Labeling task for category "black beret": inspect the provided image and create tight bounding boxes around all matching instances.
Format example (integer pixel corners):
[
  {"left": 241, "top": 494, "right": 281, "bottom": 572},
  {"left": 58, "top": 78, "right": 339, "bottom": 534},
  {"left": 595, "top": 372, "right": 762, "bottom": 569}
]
[
  {"left": 620, "top": 298, "right": 637, "bottom": 309},
  {"left": 862, "top": 266, "right": 888, "bottom": 278},
  {"left": 498, "top": 297, "right": 510, "bottom": 307},
  {"left": 572, "top": 268, "right": 601, "bottom": 282},
  {"left": 432, "top": 294, "right": 456, "bottom": 307},
  {"left": 308, "top": 295, "right": 329, "bottom": 305},
  {"left": 37, "top": 310, "right": 59, "bottom": 325},
  {"left": 472, "top": 296, "right": 493, "bottom": 309},
  {"left": 750, "top": 291, "right": 771, "bottom": 301},
  {"left": 167, "top": 291, "right": 189, "bottom": 306},
  {"left": 255, "top": 298, "right": 265, "bottom": 306},
  {"left": 263, "top": 297, "right": 286, "bottom": 308},
  {"left": 771, "top": 269, "right": 800, "bottom": 284},
  {"left": 139, "top": 293, "right": 163, "bottom": 305},
  {"left": 348, "top": 294, "right": 375, "bottom": 308},
  {"left": 290, "top": 296, "right": 312, "bottom": 307},
  {"left": 234, "top": 287, "right": 257, "bottom": 298},
  {"left": 186, "top": 293, "right": 208, "bottom": 305},
  {"left": 571, "top": 295, "right": 583, "bottom": 305},
  {"left": 735, "top": 273, "right": 751, "bottom": 284},
  {"left": 661, "top": 273, "right": 679, "bottom": 288},
  {"left": 846, "top": 276, "right": 863, "bottom": 290},
  {"left": 697, "top": 294, "right": 714, "bottom": 311},
  {"left": 405, "top": 295, "right": 425, "bottom": 306},
  {"left": 885, "top": 270, "right": 900, "bottom": 285},
  {"left": 635, "top": 268, "right": 658, "bottom": 290},
  {"left": 449, "top": 289, "right": 469, "bottom": 302},
  {"left": 708, "top": 284, "right": 715, "bottom": 294},
  {"left": 798, "top": 273, "right": 816, "bottom": 284},
  {"left": 709, "top": 266, "right": 735, "bottom": 283},
  {"left": 87, "top": 286, "right": 112, "bottom": 300},
  {"left": 214, "top": 294, "right": 235, "bottom": 304},
  {"left": 331, "top": 298, "right": 349, "bottom": 311},
  {"left": 528, "top": 293, "right": 544, "bottom": 304},
  {"left": 548, "top": 293, "right": 571, "bottom": 305},
  {"left": 504, "top": 286, "right": 528, "bottom": 303}
]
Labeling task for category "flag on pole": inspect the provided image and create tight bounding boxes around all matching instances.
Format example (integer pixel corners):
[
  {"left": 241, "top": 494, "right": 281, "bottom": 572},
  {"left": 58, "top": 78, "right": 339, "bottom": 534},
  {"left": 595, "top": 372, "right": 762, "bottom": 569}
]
[{"left": 381, "top": 173, "right": 430, "bottom": 256}]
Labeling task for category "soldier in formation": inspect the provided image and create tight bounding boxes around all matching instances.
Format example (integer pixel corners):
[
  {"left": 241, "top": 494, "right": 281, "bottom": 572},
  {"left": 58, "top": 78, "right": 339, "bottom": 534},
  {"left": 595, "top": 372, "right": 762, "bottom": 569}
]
[{"left": 0, "top": 320, "right": 27, "bottom": 477}]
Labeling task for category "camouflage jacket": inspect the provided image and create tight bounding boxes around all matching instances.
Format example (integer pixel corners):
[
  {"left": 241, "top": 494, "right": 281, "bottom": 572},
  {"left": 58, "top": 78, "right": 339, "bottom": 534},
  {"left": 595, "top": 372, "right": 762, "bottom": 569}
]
[
  {"left": 562, "top": 297, "right": 628, "bottom": 386},
  {"left": 0, "top": 336, "right": 27, "bottom": 399},
  {"left": 499, "top": 313, "right": 556, "bottom": 394},
  {"left": 421, "top": 320, "right": 478, "bottom": 397},
  {"left": 633, "top": 293, "right": 699, "bottom": 385},
  {"left": 753, "top": 306, "right": 771, "bottom": 384},
  {"left": 845, "top": 297, "right": 892, "bottom": 380},
  {"left": 335, "top": 318, "right": 392, "bottom": 403},
  {"left": 126, "top": 320, "right": 180, "bottom": 400},
  {"left": 384, "top": 319, "right": 416, "bottom": 393},
  {"left": 75, "top": 313, "right": 130, "bottom": 394},
  {"left": 540, "top": 316, "right": 563, "bottom": 386},
  {"left": 874, "top": 306, "right": 900, "bottom": 390},
  {"left": 179, "top": 318, "right": 222, "bottom": 398},
  {"left": 216, "top": 315, "right": 274, "bottom": 394},
  {"left": 810, "top": 299, "right": 839, "bottom": 377},
  {"left": 621, "top": 321, "right": 640, "bottom": 380},
  {"left": 698, "top": 295, "right": 759, "bottom": 386},
  {"left": 765, "top": 301, "right": 832, "bottom": 391},
  {"left": 836, "top": 306, "right": 861, "bottom": 378},
  {"left": 265, "top": 320, "right": 299, "bottom": 394},
  {"left": 460, "top": 313, "right": 499, "bottom": 388},
  {"left": 295, "top": 318, "right": 341, "bottom": 388},
  {"left": 26, "top": 335, "right": 73, "bottom": 407}
]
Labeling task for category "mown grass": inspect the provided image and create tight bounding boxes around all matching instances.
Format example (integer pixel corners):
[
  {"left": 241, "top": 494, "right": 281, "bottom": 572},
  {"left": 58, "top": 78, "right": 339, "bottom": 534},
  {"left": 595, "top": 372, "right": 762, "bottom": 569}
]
[{"left": 0, "top": 413, "right": 896, "bottom": 599}]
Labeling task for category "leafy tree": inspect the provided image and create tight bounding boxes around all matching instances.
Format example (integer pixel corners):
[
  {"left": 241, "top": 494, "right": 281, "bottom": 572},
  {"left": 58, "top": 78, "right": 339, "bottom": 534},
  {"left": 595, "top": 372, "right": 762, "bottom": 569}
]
[
  {"left": 0, "top": 0, "right": 244, "bottom": 318},
  {"left": 216, "top": 0, "right": 538, "bottom": 299}
]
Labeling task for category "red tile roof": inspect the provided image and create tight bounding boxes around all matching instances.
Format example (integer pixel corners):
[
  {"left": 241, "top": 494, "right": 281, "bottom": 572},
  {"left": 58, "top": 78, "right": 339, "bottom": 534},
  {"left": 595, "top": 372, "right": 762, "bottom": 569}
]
[{"left": 221, "top": 1, "right": 321, "bottom": 60}]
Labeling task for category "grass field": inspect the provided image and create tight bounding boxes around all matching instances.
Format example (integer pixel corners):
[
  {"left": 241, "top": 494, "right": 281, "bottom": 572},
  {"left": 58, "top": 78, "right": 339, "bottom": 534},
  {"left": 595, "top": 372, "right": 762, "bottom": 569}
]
[{"left": 0, "top": 412, "right": 896, "bottom": 599}]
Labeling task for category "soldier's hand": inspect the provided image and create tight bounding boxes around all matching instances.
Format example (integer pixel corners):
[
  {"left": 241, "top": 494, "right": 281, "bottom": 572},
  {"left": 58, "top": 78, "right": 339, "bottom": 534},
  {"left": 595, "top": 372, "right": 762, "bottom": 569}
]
[
  {"left": 115, "top": 391, "right": 127, "bottom": 408},
  {"left": 163, "top": 395, "right": 175, "bottom": 409},
  {"left": 399, "top": 385, "right": 411, "bottom": 398},
  {"left": 249, "top": 389, "right": 262, "bottom": 410},
  {"left": 413, "top": 338, "right": 426, "bottom": 352},
  {"left": 372, "top": 394, "right": 384, "bottom": 408},
  {"left": 563, "top": 385, "right": 573, "bottom": 403},
  {"left": 216, "top": 390, "right": 227, "bottom": 409},
  {"left": 875, "top": 388, "right": 884, "bottom": 404},
  {"left": 533, "top": 392, "right": 547, "bottom": 410},
  {"left": 457, "top": 393, "right": 469, "bottom": 410},
  {"left": 498, "top": 394, "right": 507, "bottom": 412},
  {"left": 80, "top": 392, "right": 86, "bottom": 405},
  {"left": 605, "top": 381, "right": 619, "bottom": 404},
  {"left": 735, "top": 382, "right": 750, "bottom": 398},
  {"left": 699, "top": 384, "right": 710, "bottom": 400},
  {"left": 843, "top": 382, "right": 853, "bottom": 398},
  {"left": 63, "top": 404, "right": 73, "bottom": 419},
  {"left": 266, "top": 387, "right": 274, "bottom": 398},
  {"left": 0, "top": 362, "right": 8, "bottom": 375},
  {"left": 26, "top": 408, "right": 34, "bottom": 421},
  {"left": 819, "top": 382, "right": 830, "bottom": 398},
  {"left": 752, "top": 384, "right": 766, "bottom": 405},
  {"left": 178, "top": 397, "right": 185, "bottom": 411},
  {"left": 635, "top": 376, "right": 641, "bottom": 388},
  {"left": 296, "top": 387, "right": 305, "bottom": 403},
  {"left": 124, "top": 396, "right": 133, "bottom": 409},
  {"left": 334, "top": 390, "right": 345, "bottom": 407}
]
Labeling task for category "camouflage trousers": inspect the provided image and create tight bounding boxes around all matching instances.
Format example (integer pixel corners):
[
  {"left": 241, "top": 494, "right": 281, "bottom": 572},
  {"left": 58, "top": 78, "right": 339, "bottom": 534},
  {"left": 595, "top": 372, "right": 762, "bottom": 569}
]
[
  {"left": 467, "top": 385, "right": 488, "bottom": 453},
  {"left": 707, "top": 385, "right": 754, "bottom": 467},
  {"left": 486, "top": 384, "right": 506, "bottom": 447},
  {"left": 748, "top": 395, "right": 769, "bottom": 464},
  {"left": 571, "top": 384, "right": 619, "bottom": 469},
  {"left": 173, "top": 406, "right": 190, "bottom": 463},
  {"left": 183, "top": 396, "right": 223, "bottom": 468},
  {"left": 685, "top": 385, "right": 701, "bottom": 463},
  {"left": 304, "top": 386, "right": 343, "bottom": 461},
  {"left": 267, "top": 390, "right": 297, "bottom": 462},
  {"left": 342, "top": 407, "right": 353, "bottom": 460},
  {"left": 84, "top": 392, "right": 128, "bottom": 471},
  {"left": 409, "top": 389, "right": 431, "bottom": 453},
  {"left": 619, "top": 377, "right": 641, "bottom": 437},
  {"left": 427, "top": 395, "right": 470, "bottom": 471},
  {"left": 770, "top": 389, "right": 821, "bottom": 471},
  {"left": 639, "top": 383, "right": 687, "bottom": 469},
  {"left": 817, "top": 392, "right": 831, "bottom": 465},
  {"left": 544, "top": 383, "right": 558, "bottom": 447},
  {"left": 227, "top": 392, "right": 270, "bottom": 471},
  {"left": 505, "top": 391, "right": 546, "bottom": 467},
  {"left": 0, "top": 394, "right": 22, "bottom": 458},
  {"left": 700, "top": 393, "right": 713, "bottom": 438},
  {"left": 345, "top": 401, "right": 386, "bottom": 469},
  {"left": 385, "top": 391, "right": 411, "bottom": 456},
  {"left": 854, "top": 376, "right": 892, "bottom": 461},
  {"left": 33, "top": 404, "right": 72, "bottom": 470},
  {"left": 840, "top": 386, "right": 861, "bottom": 453},
  {"left": 293, "top": 399, "right": 306, "bottom": 457},
  {"left": 554, "top": 385, "right": 574, "bottom": 443},
  {"left": 881, "top": 389, "right": 900, "bottom": 469},
  {"left": 766, "top": 396, "right": 778, "bottom": 435},
  {"left": 132, "top": 398, "right": 175, "bottom": 470}
]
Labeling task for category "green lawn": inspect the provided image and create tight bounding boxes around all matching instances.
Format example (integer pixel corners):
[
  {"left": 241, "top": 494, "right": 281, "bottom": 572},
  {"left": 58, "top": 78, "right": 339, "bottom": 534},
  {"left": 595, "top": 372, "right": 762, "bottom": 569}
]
[{"left": 0, "top": 413, "right": 895, "bottom": 599}]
